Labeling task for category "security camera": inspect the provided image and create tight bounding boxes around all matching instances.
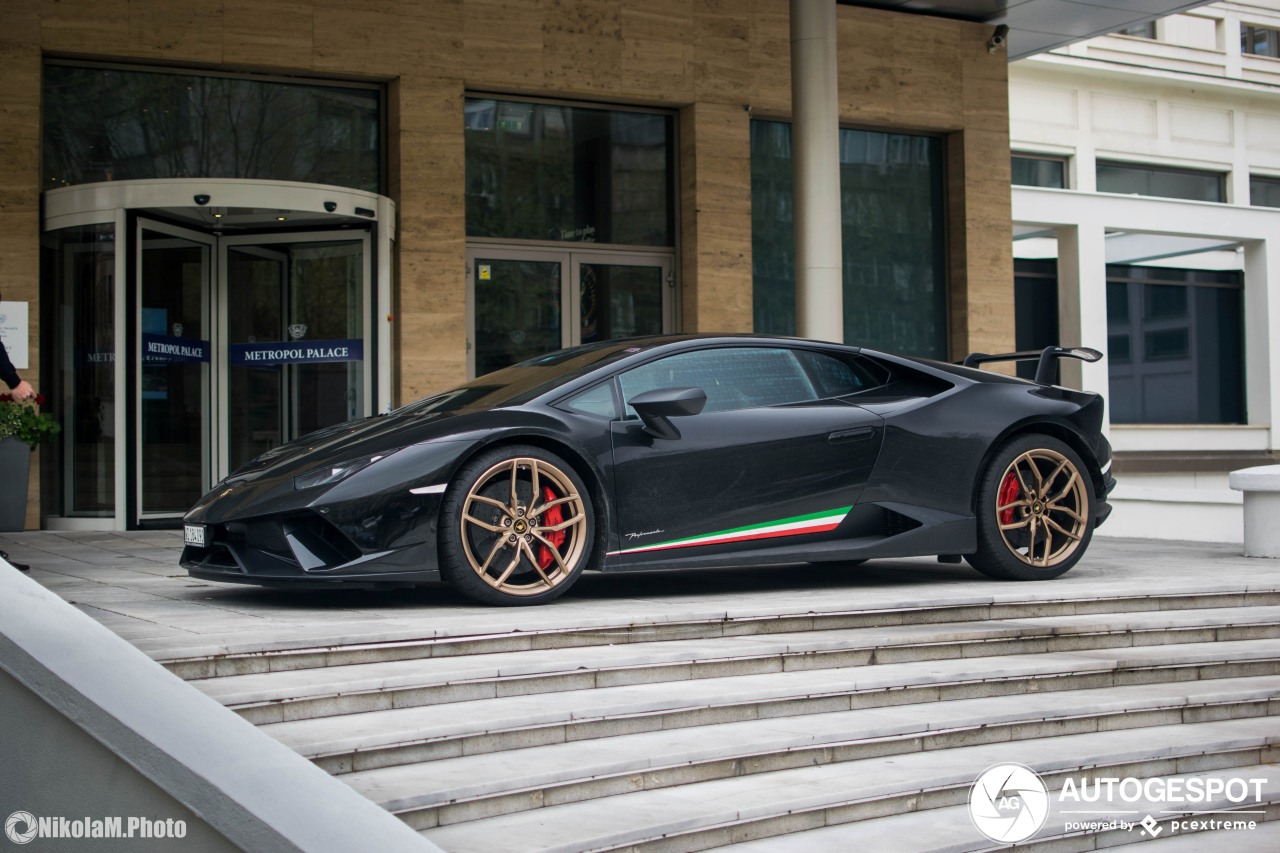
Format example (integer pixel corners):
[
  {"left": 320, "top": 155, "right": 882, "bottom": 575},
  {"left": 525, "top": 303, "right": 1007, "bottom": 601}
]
[
  {"left": 323, "top": 201, "right": 337, "bottom": 213},
  {"left": 987, "top": 24, "right": 1009, "bottom": 54},
  {"left": 193, "top": 194, "right": 211, "bottom": 206}
]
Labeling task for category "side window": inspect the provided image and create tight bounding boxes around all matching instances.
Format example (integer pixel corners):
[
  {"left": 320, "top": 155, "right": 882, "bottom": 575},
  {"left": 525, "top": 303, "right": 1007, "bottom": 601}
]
[
  {"left": 559, "top": 381, "right": 618, "bottom": 418},
  {"left": 619, "top": 347, "right": 818, "bottom": 415},
  {"left": 796, "top": 350, "right": 891, "bottom": 398}
]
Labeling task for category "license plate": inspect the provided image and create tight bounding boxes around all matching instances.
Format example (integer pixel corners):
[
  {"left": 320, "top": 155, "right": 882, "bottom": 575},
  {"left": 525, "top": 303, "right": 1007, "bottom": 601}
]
[{"left": 184, "top": 524, "right": 207, "bottom": 547}]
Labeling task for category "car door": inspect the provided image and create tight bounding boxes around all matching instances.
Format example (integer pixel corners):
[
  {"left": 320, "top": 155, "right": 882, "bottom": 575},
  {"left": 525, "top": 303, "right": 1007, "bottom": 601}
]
[{"left": 607, "top": 346, "right": 884, "bottom": 563}]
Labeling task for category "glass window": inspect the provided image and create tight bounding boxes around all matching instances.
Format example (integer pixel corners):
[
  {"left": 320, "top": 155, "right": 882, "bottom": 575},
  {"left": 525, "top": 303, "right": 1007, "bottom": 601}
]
[
  {"left": 751, "top": 121, "right": 948, "bottom": 359},
  {"left": 465, "top": 98, "right": 675, "bottom": 247},
  {"left": 619, "top": 348, "right": 817, "bottom": 415},
  {"left": 1012, "top": 156, "right": 1066, "bottom": 189},
  {"left": 1113, "top": 22, "right": 1157, "bottom": 39},
  {"left": 1106, "top": 266, "right": 1244, "bottom": 424},
  {"left": 559, "top": 382, "right": 618, "bottom": 419},
  {"left": 40, "top": 224, "right": 117, "bottom": 518},
  {"left": 1096, "top": 161, "right": 1225, "bottom": 202},
  {"left": 1013, "top": 259, "right": 1060, "bottom": 382},
  {"left": 794, "top": 350, "right": 888, "bottom": 397},
  {"left": 42, "top": 63, "right": 381, "bottom": 192},
  {"left": 1242, "top": 24, "right": 1280, "bottom": 58},
  {"left": 1250, "top": 175, "right": 1280, "bottom": 208}
]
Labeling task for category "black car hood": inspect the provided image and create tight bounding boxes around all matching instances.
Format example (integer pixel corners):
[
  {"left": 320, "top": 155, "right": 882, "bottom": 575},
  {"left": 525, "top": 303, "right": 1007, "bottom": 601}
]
[{"left": 225, "top": 408, "right": 486, "bottom": 484}]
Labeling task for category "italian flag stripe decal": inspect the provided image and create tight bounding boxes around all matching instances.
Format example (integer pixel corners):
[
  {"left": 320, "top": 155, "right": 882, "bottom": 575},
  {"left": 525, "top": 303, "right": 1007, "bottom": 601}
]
[{"left": 609, "top": 506, "right": 852, "bottom": 556}]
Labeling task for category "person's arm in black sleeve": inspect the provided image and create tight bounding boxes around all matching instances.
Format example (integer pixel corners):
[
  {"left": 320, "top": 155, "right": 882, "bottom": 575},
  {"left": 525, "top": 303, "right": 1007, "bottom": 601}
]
[
  {"left": 0, "top": 339, "right": 20, "bottom": 391},
  {"left": 0, "top": 339, "right": 35, "bottom": 400}
]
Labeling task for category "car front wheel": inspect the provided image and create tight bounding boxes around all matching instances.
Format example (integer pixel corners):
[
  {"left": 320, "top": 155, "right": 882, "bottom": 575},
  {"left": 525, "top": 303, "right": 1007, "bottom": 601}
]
[
  {"left": 966, "top": 434, "right": 1094, "bottom": 581},
  {"left": 439, "top": 445, "right": 595, "bottom": 605}
]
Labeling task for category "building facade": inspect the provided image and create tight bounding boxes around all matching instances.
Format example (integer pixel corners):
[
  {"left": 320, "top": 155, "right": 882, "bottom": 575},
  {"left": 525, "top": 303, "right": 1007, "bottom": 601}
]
[
  {"left": 1010, "top": 0, "right": 1280, "bottom": 541},
  {"left": 3, "top": 0, "right": 1015, "bottom": 531}
]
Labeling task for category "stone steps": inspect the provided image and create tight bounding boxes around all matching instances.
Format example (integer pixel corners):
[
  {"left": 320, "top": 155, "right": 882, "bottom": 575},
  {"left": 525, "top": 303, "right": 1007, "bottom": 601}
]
[
  {"left": 719, "top": 765, "right": 1280, "bottom": 853},
  {"left": 415, "top": 719, "right": 1279, "bottom": 852},
  {"left": 192, "top": 605, "right": 1280, "bottom": 725},
  {"left": 257, "top": 637, "right": 1280, "bottom": 774},
  {"left": 170, "top": 589, "right": 1280, "bottom": 850},
  {"left": 343, "top": 676, "right": 1280, "bottom": 830},
  {"left": 163, "top": 590, "right": 1280, "bottom": 679}
]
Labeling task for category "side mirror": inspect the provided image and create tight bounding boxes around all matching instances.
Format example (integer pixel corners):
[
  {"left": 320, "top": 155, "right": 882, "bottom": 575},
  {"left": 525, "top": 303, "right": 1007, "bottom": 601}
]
[{"left": 627, "top": 387, "right": 707, "bottom": 440}]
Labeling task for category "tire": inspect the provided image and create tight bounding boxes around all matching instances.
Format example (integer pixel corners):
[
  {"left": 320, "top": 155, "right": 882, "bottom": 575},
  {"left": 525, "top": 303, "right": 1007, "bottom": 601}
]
[
  {"left": 439, "top": 445, "right": 596, "bottom": 605},
  {"left": 965, "top": 434, "right": 1095, "bottom": 581}
]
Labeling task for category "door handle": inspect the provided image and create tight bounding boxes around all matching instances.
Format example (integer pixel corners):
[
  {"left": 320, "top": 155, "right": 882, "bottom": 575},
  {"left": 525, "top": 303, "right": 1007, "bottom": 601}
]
[{"left": 828, "top": 427, "right": 875, "bottom": 444}]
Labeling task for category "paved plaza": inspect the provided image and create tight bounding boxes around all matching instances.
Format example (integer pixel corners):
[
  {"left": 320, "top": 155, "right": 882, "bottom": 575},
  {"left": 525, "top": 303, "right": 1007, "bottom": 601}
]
[
  {"left": 2, "top": 530, "right": 1274, "bottom": 662},
  {"left": 5, "top": 530, "right": 1280, "bottom": 851}
]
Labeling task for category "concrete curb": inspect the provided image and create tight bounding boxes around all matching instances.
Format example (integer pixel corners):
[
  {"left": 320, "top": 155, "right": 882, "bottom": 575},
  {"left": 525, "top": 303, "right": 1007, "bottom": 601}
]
[{"left": 0, "top": 555, "right": 440, "bottom": 852}]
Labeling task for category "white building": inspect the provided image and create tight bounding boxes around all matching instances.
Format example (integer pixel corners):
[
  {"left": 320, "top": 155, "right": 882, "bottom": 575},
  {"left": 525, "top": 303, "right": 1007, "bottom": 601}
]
[{"left": 1009, "top": 1, "right": 1280, "bottom": 543}]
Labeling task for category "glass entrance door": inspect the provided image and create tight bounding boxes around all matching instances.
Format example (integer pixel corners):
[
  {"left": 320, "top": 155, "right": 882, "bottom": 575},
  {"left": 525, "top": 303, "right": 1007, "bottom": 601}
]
[
  {"left": 137, "top": 222, "right": 213, "bottom": 518},
  {"left": 133, "top": 223, "right": 370, "bottom": 522},
  {"left": 467, "top": 248, "right": 672, "bottom": 376},
  {"left": 470, "top": 253, "right": 568, "bottom": 378},
  {"left": 221, "top": 235, "right": 370, "bottom": 473},
  {"left": 574, "top": 255, "right": 668, "bottom": 345}
]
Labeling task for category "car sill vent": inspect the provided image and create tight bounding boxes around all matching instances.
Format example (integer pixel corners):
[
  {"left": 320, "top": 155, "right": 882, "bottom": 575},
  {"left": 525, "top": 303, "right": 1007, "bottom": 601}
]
[{"left": 882, "top": 508, "right": 923, "bottom": 538}]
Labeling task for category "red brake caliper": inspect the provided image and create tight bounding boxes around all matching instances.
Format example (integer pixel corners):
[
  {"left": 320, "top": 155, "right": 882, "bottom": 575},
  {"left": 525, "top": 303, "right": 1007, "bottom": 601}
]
[
  {"left": 998, "top": 471, "right": 1021, "bottom": 525},
  {"left": 537, "top": 486, "right": 566, "bottom": 569}
]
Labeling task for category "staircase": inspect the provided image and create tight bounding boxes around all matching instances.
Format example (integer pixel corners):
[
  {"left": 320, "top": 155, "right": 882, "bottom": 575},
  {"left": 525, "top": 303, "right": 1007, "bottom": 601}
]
[{"left": 166, "top": 588, "right": 1280, "bottom": 851}]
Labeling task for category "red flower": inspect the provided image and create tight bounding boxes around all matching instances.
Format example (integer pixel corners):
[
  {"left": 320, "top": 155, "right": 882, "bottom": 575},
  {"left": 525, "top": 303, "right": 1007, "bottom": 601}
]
[{"left": 0, "top": 393, "right": 45, "bottom": 405}]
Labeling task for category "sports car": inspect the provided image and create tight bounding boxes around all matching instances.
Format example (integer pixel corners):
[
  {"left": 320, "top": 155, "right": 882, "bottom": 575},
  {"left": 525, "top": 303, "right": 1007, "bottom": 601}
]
[{"left": 181, "top": 334, "right": 1115, "bottom": 605}]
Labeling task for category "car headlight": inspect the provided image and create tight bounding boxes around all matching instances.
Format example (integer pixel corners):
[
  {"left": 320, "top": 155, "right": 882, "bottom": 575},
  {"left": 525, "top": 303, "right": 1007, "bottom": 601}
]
[{"left": 293, "top": 455, "right": 382, "bottom": 491}]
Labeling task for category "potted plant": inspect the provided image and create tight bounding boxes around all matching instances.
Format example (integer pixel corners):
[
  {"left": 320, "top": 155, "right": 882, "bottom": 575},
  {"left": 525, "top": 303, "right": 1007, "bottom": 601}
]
[{"left": 0, "top": 393, "right": 60, "bottom": 531}]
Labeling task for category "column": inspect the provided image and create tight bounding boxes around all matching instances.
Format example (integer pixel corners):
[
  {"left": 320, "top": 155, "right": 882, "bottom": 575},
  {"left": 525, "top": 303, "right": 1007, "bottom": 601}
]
[
  {"left": 790, "top": 0, "right": 843, "bottom": 342},
  {"left": 1055, "top": 224, "right": 1110, "bottom": 413},
  {"left": 1242, "top": 240, "right": 1278, "bottom": 448}
]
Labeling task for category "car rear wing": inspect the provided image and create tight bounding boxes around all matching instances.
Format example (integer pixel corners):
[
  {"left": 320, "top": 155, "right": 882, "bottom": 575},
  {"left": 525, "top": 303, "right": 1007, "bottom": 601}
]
[{"left": 961, "top": 346, "right": 1103, "bottom": 386}]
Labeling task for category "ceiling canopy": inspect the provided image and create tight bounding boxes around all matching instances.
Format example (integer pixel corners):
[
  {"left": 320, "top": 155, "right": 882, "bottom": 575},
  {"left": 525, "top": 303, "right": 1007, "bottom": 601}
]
[{"left": 840, "top": 0, "right": 1213, "bottom": 59}]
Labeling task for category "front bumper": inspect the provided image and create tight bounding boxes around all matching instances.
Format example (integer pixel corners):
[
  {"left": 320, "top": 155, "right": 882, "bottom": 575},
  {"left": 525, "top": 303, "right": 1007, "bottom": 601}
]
[{"left": 181, "top": 510, "right": 441, "bottom": 588}]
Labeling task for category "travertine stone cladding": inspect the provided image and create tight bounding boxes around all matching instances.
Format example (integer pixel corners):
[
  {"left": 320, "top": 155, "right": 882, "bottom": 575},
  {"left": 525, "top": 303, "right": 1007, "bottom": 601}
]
[{"left": 4, "top": 0, "right": 1012, "bottom": 521}]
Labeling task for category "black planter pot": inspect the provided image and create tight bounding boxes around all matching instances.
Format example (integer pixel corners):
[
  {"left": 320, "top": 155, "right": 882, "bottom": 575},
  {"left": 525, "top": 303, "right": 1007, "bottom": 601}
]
[{"left": 0, "top": 436, "right": 32, "bottom": 531}]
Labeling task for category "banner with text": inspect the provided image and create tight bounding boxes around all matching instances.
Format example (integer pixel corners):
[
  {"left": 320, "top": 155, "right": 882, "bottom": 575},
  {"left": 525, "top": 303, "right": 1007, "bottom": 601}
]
[
  {"left": 230, "top": 339, "right": 364, "bottom": 367},
  {"left": 142, "top": 334, "right": 210, "bottom": 364}
]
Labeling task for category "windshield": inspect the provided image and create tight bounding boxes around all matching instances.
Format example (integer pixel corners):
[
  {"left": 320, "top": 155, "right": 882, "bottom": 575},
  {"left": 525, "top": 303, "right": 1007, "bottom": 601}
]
[{"left": 395, "top": 339, "right": 655, "bottom": 416}]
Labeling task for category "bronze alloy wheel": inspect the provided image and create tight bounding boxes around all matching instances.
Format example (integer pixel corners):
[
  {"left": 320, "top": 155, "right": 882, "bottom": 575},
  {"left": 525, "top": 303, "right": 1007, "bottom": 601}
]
[
  {"left": 994, "top": 447, "right": 1089, "bottom": 568},
  {"left": 459, "top": 455, "right": 589, "bottom": 597}
]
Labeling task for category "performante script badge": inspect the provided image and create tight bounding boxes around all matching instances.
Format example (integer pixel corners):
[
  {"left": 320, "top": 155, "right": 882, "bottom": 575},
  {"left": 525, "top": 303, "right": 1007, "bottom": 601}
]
[{"left": 969, "top": 763, "right": 1050, "bottom": 843}]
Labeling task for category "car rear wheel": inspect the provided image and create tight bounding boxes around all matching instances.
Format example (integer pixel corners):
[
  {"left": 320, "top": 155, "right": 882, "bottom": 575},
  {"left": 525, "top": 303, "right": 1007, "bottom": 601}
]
[
  {"left": 966, "top": 434, "right": 1094, "bottom": 581},
  {"left": 439, "top": 445, "right": 595, "bottom": 605}
]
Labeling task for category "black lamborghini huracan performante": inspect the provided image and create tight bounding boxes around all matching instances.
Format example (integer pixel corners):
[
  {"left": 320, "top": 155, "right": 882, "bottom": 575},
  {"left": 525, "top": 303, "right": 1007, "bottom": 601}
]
[{"left": 181, "top": 335, "right": 1115, "bottom": 605}]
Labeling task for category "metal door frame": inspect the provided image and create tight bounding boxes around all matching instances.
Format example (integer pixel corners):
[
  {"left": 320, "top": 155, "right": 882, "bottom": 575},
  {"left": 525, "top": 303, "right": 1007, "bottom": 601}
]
[
  {"left": 216, "top": 230, "right": 373, "bottom": 484},
  {"left": 134, "top": 218, "right": 216, "bottom": 523},
  {"left": 465, "top": 244, "right": 675, "bottom": 379}
]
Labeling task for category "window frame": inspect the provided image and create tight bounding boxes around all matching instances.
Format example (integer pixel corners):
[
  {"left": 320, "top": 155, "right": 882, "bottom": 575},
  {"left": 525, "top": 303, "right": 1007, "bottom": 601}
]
[
  {"left": 463, "top": 93, "right": 678, "bottom": 249},
  {"left": 1095, "top": 160, "right": 1227, "bottom": 203},
  {"left": 42, "top": 59, "right": 386, "bottom": 194},
  {"left": 1242, "top": 23, "right": 1280, "bottom": 59},
  {"left": 1113, "top": 21, "right": 1157, "bottom": 39},
  {"left": 749, "top": 118, "right": 950, "bottom": 359},
  {"left": 1011, "top": 154, "right": 1068, "bottom": 189},
  {"left": 1249, "top": 174, "right": 1280, "bottom": 208},
  {"left": 1105, "top": 265, "right": 1245, "bottom": 425}
]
